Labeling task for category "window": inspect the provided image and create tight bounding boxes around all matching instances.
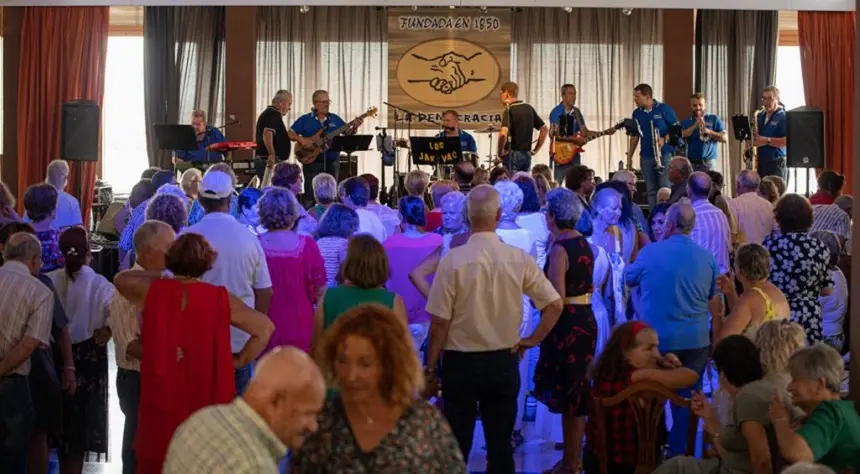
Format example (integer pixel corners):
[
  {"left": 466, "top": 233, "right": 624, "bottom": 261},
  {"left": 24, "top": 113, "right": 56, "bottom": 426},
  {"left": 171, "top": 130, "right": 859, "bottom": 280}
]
[
  {"left": 102, "top": 36, "right": 148, "bottom": 195},
  {"left": 775, "top": 45, "right": 817, "bottom": 195}
]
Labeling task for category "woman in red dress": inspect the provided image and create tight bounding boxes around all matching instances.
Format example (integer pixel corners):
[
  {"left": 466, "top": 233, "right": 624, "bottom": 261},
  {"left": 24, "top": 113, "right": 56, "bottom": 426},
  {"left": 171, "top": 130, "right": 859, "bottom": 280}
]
[{"left": 113, "top": 231, "right": 274, "bottom": 474}]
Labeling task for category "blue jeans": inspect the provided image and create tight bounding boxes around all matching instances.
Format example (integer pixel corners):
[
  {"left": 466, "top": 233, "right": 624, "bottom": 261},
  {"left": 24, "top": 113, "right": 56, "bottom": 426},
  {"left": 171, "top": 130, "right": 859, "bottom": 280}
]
[
  {"left": 116, "top": 369, "right": 140, "bottom": 474},
  {"left": 235, "top": 363, "right": 253, "bottom": 396},
  {"left": 0, "top": 375, "right": 34, "bottom": 474},
  {"left": 641, "top": 152, "right": 672, "bottom": 208},
  {"left": 664, "top": 346, "right": 710, "bottom": 456},
  {"left": 504, "top": 150, "right": 532, "bottom": 173},
  {"left": 758, "top": 158, "right": 788, "bottom": 188}
]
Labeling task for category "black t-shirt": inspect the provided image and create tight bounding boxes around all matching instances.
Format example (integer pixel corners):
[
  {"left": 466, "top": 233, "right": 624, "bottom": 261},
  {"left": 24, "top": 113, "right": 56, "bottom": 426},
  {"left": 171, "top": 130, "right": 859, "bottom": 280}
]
[
  {"left": 255, "top": 106, "right": 291, "bottom": 158},
  {"left": 502, "top": 101, "right": 545, "bottom": 151}
]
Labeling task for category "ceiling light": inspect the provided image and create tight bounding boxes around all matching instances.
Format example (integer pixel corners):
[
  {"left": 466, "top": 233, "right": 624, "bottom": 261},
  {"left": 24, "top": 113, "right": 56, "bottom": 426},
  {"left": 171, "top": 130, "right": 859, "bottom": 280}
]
[
  {"left": 299, "top": 5, "right": 310, "bottom": 14},
  {"left": 411, "top": 5, "right": 418, "bottom": 11},
  {"left": 480, "top": 6, "right": 488, "bottom": 12},
  {"left": 621, "top": 8, "right": 633, "bottom": 16},
  {"left": 563, "top": 6, "right": 573, "bottom": 13},
  {"left": 449, "top": 5, "right": 456, "bottom": 9}
]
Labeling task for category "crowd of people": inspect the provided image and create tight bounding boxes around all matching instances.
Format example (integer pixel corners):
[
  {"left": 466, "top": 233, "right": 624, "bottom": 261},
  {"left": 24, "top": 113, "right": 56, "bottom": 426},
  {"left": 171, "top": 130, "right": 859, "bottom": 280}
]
[{"left": 0, "top": 155, "right": 857, "bottom": 474}]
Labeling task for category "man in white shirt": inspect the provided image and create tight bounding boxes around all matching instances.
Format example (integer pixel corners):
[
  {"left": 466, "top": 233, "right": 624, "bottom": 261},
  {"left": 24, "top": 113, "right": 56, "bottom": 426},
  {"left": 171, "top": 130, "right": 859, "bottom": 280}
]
[
  {"left": 687, "top": 172, "right": 731, "bottom": 274},
  {"left": 182, "top": 170, "right": 273, "bottom": 394},
  {"left": 0, "top": 233, "right": 54, "bottom": 473},
  {"left": 728, "top": 170, "right": 775, "bottom": 245},
  {"left": 24, "top": 160, "right": 82, "bottom": 230},
  {"left": 425, "top": 185, "right": 563, "bottom": 473},
  {"left": 340, "top": 176, "right": 387, "bottom": 242}
]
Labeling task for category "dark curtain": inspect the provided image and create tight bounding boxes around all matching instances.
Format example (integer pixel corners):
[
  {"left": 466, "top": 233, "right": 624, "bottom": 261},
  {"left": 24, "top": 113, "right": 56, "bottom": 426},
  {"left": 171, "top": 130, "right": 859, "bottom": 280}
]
[
  {"left": 694, "top": 10, "right": 778, "bottom": 194},
  {"left": 17, "top": 7, "right": 109, "bottom": 222},
  {"left": 143, "top": 6, "right": 225, "bottom": 169},
  {"left": 798, "top": 12, "right": 855, "bottom": 192}
]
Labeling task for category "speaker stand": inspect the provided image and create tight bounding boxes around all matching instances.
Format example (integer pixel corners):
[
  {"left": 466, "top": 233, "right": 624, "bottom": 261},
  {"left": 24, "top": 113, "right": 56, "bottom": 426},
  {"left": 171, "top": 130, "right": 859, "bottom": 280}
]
[{"left": 74, "top": 161, "right": 89, "bottom": 231}]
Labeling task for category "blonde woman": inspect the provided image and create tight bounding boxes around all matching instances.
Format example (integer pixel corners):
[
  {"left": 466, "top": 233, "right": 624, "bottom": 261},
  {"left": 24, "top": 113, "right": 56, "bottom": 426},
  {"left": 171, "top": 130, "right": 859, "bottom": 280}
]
[{"left": 755, "top": 320, "right": 807, "bottom": 389}]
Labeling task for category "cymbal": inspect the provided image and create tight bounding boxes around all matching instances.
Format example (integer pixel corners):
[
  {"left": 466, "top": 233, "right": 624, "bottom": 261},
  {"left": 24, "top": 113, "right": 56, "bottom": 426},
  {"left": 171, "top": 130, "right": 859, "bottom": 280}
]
[{"left": 473, "top": 125, "right": 500, "bottom": 134}]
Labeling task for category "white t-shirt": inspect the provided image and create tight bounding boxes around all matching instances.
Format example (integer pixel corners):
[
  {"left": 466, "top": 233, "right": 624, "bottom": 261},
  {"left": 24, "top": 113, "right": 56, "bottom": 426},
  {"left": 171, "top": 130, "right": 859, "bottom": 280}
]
[
  {"left": 820, "top": 267, "right": 848, "bottom": 337},
  {"left": 48, "top": 266, "right": 114, "bottom": 344},
  {"left": 356, "top": 207, "right": 388, "bottom": 242},
  {"left": 515, "top": 212, "right": 550, "bottom": 270},
  {"left": 183, "top": 212, "right": 272, "bottom": 352}
]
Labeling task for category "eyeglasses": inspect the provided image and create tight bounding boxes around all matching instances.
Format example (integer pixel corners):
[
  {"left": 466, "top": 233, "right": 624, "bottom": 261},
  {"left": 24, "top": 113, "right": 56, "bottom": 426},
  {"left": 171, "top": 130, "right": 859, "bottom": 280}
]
[{"left": 314, "top": 100, "right": 332, "bottom": 105}]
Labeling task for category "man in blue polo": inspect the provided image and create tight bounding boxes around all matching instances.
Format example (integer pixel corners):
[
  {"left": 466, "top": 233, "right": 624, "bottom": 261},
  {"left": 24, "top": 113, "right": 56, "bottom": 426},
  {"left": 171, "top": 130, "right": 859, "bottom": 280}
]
[
  {"left": 627, "top": 83, "right": 679, "bottom": 208},
  {"left": 174, "top": 109, "right": 227, "bottom": 164},
  {"left": 680, "top": 93, "right": 727, "bottom": 172},
  {"left": 290, "top": 90, "right": 362, "bottom": 203},
  {"left": 752, "top": 85, "right": 788, "bottom": 184},
  {"left": 549, "top": 84, "right": 585, "bottom": 184},
  {"left": 436, "top": 110, "right": 477, "bottom": 159}
]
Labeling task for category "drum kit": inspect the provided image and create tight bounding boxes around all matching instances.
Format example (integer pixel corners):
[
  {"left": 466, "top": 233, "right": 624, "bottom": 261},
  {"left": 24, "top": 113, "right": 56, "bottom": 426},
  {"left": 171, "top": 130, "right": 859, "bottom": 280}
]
[{"left": 390, "top": 125, "right": 504, "bottom": 182}]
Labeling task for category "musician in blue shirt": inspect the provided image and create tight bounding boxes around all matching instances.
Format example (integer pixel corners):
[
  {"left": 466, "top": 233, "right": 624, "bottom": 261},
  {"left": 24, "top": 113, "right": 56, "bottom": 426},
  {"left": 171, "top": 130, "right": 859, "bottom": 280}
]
[
  {"left": 628, "top": 83, "right": 680, "bottom": 207},
  {"left": 680, "top": 93, "right": 727, "bottom": 172},
  {"left": 549, "top": 84, "right": 587, "bottom": 183},
  {"left": 290, "top": 90, "right": 362, "bottom": 200},
  {"left": 436, "top": 110, "right": 477, "bottom": 157},
  {"left": 752, "top": 86, "right": 788, "bottom": 183},
  {"left": 174, "top": 110, "right": 227, "bottom": 163}
]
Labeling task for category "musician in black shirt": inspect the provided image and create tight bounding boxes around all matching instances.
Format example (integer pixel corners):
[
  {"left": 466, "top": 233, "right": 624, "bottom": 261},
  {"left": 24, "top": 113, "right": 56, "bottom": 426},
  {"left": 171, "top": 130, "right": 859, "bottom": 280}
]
[
  {"left": 497, "top": 81, "right": 549, "bottom": 172},
  {"left": 255, "top": 90, "right": 310, "bottom": 177}
]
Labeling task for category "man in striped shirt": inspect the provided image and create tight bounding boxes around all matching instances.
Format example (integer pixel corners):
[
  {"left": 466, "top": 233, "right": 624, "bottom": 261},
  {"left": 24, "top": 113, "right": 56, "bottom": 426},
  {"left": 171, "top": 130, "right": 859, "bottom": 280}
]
[
  {"left": 688, "top": 172, "right": 731, "bottom": 274},
  {"left": 728, "top": 170, "right": 775, "bottom": 245},
  {"left": 163, "top": 347, "right": 325, "bottom": 473},
  {"left": 0, "top": 233, "right": 54, "bottom": 473},
  {"left": 812, "top": 199, "right": 852, "bottom": 248}
]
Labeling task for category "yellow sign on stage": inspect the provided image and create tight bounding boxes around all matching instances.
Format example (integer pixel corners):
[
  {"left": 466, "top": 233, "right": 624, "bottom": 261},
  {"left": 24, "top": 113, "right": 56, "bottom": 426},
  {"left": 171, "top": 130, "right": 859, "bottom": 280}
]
[{"left": 388, "top": 9, "right": 511, "bottom": 130}]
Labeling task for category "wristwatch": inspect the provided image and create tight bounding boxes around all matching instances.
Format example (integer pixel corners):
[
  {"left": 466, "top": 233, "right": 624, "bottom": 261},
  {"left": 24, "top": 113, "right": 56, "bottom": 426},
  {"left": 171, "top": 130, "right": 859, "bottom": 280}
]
[{"left": 766, "top": 137, "right": 772, "bottom": 145}]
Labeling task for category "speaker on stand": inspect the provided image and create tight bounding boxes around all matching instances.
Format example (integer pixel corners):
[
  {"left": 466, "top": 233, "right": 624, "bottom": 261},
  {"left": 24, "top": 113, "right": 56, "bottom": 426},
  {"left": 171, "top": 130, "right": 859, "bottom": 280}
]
[
  {"left": 786, "top": 106, "right": 825, "bottom": 197},
  {"left": 61, "top": 100, "right": 101, "bottom": 228}
]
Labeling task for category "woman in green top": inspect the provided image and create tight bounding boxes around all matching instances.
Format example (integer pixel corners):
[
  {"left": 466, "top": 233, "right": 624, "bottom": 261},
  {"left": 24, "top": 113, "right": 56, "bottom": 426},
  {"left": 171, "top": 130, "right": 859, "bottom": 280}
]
[
  {"left": 769, "top": 343, "right": 860, "bottom": 473},
  {"left": 312, "top": 234, "right": 407, "bottom": 352}
]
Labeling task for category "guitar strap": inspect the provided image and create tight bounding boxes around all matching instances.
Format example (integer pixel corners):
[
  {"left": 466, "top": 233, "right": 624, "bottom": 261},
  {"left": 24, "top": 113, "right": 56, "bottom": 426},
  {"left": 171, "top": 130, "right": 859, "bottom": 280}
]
[{"left": 572, "top": 106, "right": 584, "bottom": 135}]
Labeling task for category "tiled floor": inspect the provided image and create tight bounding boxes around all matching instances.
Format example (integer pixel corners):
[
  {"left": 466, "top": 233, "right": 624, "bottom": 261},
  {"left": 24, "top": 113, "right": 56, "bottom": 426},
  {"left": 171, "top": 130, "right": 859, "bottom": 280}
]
[{"left": 65, "top": 342, "right": 562, "bottom": 474}]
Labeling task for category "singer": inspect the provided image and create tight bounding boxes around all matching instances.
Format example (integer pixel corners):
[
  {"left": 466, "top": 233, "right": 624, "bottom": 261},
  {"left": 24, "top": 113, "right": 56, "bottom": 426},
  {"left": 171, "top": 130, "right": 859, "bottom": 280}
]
[
  {"left": 435, "top": 110, "right": 477, "bottom": 155},
  {"left": 174, "top": 109, "right": 228, "bottom": 163},
  {"left": 679, "top": 92, "right": 727, "bottom": 172},
  {"left": 290, "top": 90, "right": 362, "bottom": 198}
]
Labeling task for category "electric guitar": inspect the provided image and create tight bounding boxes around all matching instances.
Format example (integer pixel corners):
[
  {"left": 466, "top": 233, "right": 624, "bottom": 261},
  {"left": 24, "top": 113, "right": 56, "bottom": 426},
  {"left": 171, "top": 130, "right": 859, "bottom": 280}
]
[
  {"left": 295, "top": 106, "right": 378, "bottom": 165},
  {"left": 553, "top": 120, "right": 625, "bottom": 166}
]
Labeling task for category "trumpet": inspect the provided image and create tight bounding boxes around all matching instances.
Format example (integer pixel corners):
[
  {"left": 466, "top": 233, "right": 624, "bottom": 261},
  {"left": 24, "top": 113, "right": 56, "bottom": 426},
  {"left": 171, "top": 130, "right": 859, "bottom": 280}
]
[
  {"left": 651, "top": 120, "right": 664, "bottom": 172},
  {"left": 697, "top": 110, "right": 708, "bottom": 142}
]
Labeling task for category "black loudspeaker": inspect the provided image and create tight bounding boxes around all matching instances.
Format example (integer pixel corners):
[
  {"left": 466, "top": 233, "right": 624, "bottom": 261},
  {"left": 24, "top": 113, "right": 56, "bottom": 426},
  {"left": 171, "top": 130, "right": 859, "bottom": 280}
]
[
  {"left": 786, "top": 106, "right": 825, "bottom": 168},
  {"left": 61, "top": 100, "right": 100, "bottom": 162}
]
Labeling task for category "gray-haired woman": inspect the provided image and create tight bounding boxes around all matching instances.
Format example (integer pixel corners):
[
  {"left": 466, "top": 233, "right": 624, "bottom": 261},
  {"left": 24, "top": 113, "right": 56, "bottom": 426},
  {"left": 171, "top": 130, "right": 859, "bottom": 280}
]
[
  {"left": 257, "top": 187, "right": 326, "bottom": 354},
  {"left": 408, "top": 191, "right": 470, "bottom": 299},
  {"left": 311, "top": 173, "right": 337, "bottom": 220},
  {"left": 769, "top": 344, "right": 860, "bottom": 472}
]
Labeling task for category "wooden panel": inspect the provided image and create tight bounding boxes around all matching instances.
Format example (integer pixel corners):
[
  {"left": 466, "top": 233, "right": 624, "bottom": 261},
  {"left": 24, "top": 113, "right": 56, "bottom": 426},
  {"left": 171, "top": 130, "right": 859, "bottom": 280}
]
[
  {"left": 663, "top": 10, "right": 695, "bottom": 116},
  {"left": 109, "top": 6, "right": 142, "bottom": 36},
  {"left": 225, "top": 6, "right": 257, "bottom": 160},
  {"left": 387, "top": 8, "right": 511, "bottom": 129},
  {"left": 778, "top": 10, "right": 798, "bottom": 46}
]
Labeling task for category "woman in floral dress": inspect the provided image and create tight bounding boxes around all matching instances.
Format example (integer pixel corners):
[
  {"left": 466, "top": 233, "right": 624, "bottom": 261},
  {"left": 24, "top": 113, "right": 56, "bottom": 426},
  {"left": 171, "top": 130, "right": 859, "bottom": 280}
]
[{"left": 762, "top": 194, "right": 833, "bottom": 344}]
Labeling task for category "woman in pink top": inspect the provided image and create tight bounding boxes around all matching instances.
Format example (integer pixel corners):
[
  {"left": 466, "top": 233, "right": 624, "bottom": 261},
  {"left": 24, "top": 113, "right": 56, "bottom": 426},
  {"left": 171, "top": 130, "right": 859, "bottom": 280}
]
[
  {"left": 257, "top": 187, "right": 326, "bottom": 354},
  {"left": 384, "top": 196, "right": 443, "bottom": 350}
]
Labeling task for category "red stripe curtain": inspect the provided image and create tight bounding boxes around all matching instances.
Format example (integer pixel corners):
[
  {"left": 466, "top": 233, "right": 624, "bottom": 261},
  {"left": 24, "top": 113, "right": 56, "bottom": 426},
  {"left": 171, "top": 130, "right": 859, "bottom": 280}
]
[
  {"left": 798, "top": 11, "right": 856, "bottom": 193},
  {"left": 16, "top": 7, "right": 110, "bottom": 222}
]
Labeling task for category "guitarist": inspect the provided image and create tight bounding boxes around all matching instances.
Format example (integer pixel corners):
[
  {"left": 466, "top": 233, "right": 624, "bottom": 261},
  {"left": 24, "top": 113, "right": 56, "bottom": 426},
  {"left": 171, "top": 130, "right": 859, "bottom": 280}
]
[
  {"left": 549, "top": 84, "right": 618, "bottom": 184},
  {"left": 290, "top": 90, "right": 363, "bottom": 202}
]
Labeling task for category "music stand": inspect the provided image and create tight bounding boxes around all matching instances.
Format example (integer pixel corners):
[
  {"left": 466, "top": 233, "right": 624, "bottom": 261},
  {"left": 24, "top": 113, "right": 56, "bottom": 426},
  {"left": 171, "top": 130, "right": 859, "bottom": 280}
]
[
  {"left": 732, "top": 115, "right": 753, "bottom": 141},
  {"left": 409, "top": 136, "right": 462, "bottom": 180},
  {"left": 154, "top": 125, "right": 199, "bottom": 170},
  {"left": 330, "top": 135, "right": 373, "bottom": 181}
]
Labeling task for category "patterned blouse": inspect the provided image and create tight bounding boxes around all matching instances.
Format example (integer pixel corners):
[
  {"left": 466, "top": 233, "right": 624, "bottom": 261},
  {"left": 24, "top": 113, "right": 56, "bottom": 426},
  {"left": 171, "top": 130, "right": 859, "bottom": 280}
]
[
  {"left": 36, "top": 229, "right": 64, "bottom": 273},
  {"left": 291, "top": 398, "right": 466, "bottom": 474}
]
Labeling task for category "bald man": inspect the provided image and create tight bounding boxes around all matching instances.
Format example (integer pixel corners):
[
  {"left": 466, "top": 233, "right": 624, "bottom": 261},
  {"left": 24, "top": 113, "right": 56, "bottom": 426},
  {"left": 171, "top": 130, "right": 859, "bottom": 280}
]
[
  {"left": 667, "top": 156, "right": 693, "bottom": 204},
  {"left": 687, "top": 171, "right": 731, "bottom": 275},
  {"left": 163, "top": 347, "right": 325, "bottom": 473},
  {"left": 625, "top": 201, "right": 718, "bottom": 455}
]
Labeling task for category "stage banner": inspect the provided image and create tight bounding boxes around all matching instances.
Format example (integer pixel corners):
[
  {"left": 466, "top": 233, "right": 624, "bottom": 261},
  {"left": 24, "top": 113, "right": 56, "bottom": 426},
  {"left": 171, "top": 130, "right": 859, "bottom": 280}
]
[{"left": 387, "top": 9, "right": 511, "bottom": 130}]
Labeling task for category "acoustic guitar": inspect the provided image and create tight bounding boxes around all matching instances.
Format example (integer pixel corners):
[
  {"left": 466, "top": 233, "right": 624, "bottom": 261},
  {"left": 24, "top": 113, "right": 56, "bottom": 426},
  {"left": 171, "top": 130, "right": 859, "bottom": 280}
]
[
  {"left": 295, "top": 106, "right": 378, "bottom": 165},
  {"left": 553, "top": 120, "right": 625, "bottom": 166}
]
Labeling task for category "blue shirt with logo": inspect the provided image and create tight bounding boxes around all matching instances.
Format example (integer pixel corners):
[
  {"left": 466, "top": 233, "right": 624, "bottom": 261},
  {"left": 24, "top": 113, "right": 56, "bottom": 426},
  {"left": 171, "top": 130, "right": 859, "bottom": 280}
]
[
  {"left": 680, "top": 113, "right": 725, "bottom": 161},
  {"left": 174, "top": 126, "right": 226, "bottom": 163},
  {"left": 290, "top": 112, "right": 347, "bottom": 162},
  {"left": 624, "top": 234, "right": 718, "bottom": 352},
  {"left": 756, "top": 108, "right": 787, "bottom": 163},
  {"left": 434, "top": 129, "right": 478, "bottom": 154},
  {"left": 549, "top": 103, "right": 586, "bottom": 163},
  {"left": 632, "top": 100, "right": 679, "bottom": 159}
]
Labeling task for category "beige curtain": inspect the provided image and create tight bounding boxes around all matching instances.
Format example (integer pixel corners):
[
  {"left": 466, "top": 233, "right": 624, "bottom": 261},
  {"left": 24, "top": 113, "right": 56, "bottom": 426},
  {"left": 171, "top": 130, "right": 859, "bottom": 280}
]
[
  {"left": 256, "top": 7, "right": 388, "bottom": 177},
  {"left": 512, "top": 8, "right": 664, "bottom": 181},
  {"left": 696, "top": 10, "right": 778, "bottom": 196}
]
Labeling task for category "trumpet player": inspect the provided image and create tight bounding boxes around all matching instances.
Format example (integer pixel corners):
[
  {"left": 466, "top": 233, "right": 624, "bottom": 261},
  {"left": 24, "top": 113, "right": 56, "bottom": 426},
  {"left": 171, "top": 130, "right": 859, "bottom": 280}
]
[
  {"left": 680, "top": 92, "right": 727, "bottom": 172},
  {"left": 750, "top": 86, "right": 788, "bottom": 182},
  {"left": 628, "top": 83, "right": 679, "bottom": 208}
]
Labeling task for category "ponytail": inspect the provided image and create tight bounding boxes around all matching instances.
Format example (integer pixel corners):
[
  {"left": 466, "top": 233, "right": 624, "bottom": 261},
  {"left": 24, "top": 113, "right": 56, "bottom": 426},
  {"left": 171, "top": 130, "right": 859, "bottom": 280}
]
[{"left": 58, "top": 226, "right": 89, "bottom": 281}]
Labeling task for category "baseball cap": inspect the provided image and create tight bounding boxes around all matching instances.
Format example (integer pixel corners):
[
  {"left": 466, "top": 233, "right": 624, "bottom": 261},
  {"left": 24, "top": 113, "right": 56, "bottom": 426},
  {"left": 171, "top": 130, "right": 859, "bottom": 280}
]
[{"left": 199, "top": 170, "right": 234, "bottom": 199}]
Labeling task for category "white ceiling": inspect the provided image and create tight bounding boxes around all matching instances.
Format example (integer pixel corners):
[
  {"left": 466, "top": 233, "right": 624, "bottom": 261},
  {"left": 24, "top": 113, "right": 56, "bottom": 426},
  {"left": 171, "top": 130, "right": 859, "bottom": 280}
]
[{"left": 1, "top": 0, "right": 854, "bottom": 11}]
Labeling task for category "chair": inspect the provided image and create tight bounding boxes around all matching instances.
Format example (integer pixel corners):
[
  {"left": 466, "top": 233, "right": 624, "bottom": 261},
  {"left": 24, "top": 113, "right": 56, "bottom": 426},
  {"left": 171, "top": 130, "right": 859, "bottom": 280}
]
[{"left": 594, "top": 380, "right": 699, "bottom": 474}]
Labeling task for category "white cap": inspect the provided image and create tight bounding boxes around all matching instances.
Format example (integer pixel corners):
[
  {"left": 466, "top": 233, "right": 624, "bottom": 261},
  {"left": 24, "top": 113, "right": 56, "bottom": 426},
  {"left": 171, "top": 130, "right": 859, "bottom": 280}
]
[{"left": 199, "top": 171, "right": 234, "bottom": 199}]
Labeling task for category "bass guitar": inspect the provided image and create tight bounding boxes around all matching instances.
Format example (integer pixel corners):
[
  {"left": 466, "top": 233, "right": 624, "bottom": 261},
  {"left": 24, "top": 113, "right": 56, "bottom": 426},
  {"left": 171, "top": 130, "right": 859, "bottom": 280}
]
[
  {"left": 295, "top": 106, "right": 378, "bottom": 165},
  {"left": 553, "top": 120, "right": 625, "bottom": 166}
]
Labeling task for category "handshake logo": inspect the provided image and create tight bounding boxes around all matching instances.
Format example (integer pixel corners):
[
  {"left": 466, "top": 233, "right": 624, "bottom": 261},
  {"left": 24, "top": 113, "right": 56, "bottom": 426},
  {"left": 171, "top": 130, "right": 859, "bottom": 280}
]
[{"left": 408, "top": 51, "right": 485, "bottom": 95}]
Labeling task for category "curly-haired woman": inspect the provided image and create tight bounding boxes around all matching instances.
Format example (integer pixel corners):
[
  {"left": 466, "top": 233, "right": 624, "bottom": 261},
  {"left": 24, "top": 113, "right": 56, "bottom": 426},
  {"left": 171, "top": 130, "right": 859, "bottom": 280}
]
[{"left": 292, "top": 304, "right": 466, "bottom": 473}]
